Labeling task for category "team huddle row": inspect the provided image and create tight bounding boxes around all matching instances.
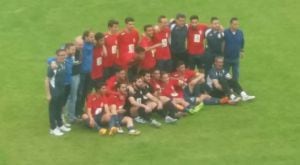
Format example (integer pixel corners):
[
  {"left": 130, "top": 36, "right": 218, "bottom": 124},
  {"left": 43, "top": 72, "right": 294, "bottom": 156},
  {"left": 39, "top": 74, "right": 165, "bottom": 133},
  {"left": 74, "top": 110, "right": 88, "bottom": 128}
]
[{"left": 45, "top": 13, "right": 255, "bottom": 136}]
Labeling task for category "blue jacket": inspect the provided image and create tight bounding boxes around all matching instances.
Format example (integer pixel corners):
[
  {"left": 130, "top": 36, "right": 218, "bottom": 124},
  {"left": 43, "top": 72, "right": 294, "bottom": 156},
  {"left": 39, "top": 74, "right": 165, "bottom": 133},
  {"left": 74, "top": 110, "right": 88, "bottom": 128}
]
[
  {"left": 224, "top": 29, "right": 244, "bottom": 60},
  {"left": 81, "top": 42, "right": 94, "bottom": 73},
  {"left": 64, "top": 56, "right": 73, "bottom": 85}
]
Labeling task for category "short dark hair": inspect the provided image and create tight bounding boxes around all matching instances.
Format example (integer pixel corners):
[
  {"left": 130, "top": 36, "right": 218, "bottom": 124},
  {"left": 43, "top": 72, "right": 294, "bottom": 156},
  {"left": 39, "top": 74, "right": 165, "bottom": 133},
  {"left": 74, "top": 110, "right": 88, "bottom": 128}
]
[
  {"left": 139, "top": 70, "right": 151, "bottom": 77},
  {"left": 176, "top": 60, "right": 185, "bottom": 68},
  {"left": 189, "top": 15, "right": 199, "bottom": 21},
  {"left": 116, "top": 81, "right": 127, "bottom": 89},
  {"left": 82, "top": 30, "right": 92, "bottom": 40},
  {"left": 230, "top": 17, "right": 238, "bottom": 24},
  {"left": 64, "top": 43, "right": 74, "bottom": 50},
  {"left": 125, "top": 17, "right": 135, "bottom": 24},
  {"left": 210, "top": 17, "right": 219, "bottom": 23},
  {"left": 56, "top": 49, "right": 65, "bottom": 55},
  {"left": 158, "top": 15, "right": 167, "bottom": 23},
  {"left": 135, "top": 46, "right": 145, "bottom": 54},
  {"left": 95, "top": 32, "right": 104, "bottom": 41},
  {"left": 176, "top": 13, "right": 186, "bottom": 20},
  {"left": 107, "top": 19, "right": 119, "bottom": 27},
  {"left": 95, "top": 82, "right": 106, "bottom": 91},
  {"left": 143, "top": 24, "right": 153, "bottom": 32}
]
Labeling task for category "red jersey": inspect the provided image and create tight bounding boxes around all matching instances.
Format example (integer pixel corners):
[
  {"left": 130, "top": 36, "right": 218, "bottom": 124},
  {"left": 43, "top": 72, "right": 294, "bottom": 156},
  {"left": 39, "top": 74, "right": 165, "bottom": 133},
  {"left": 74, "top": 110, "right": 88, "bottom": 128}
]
[
  {"left": 153, "top": 27, "right": 171, "bottom": 60},
  {"left": 139, "top": 36, "right": 156, "bottom": 70},
  {"left": 86, "top": 93, "right": 108, "bottom": 117},
  {"left": 150, "top": 79, "right": 162, "bottom": 94},
  {"left": 104, "top": 33, "right": 118, "bottom": 67},
  {"left": 187, "top": 24, "right": 208, "bottom": 55},
  {"left": 116, "top": 29, "right": 139, "bottom": 68},
  {"left": 171, "top": 69, "right": 196, "bottom": 83},
  {"left": 106, "top": 75, "right": 118, "bottom": 92},
  {"left": 107, "top": 92, "right": 126, "bottom": 109},
  {"left": 160, "top": 79, "right": 183, "bottom": 98},
  {"left": 91, "top": 46, "right": 104, "bottom": 80}
]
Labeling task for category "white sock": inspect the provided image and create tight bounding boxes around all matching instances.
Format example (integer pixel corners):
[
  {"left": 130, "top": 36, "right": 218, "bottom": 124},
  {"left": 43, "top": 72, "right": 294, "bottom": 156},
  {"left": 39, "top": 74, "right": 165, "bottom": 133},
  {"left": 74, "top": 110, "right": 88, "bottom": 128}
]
[{"left": 230, "top": 94, "right": 236, "bottom": 100}]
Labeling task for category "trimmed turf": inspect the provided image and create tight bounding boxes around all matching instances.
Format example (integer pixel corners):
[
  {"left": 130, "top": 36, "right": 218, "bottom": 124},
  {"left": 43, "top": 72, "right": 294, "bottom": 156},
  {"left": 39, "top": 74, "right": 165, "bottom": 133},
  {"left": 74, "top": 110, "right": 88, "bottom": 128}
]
[{"left": 0, "top": 0, "right": 299, "bottom": 165}]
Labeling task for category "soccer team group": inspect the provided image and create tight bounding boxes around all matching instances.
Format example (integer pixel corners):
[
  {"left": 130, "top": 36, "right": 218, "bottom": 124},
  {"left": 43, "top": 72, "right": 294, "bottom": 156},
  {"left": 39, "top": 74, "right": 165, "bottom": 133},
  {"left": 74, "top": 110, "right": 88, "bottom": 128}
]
[{"left": 45, "top": 13, "right": 255, "bottom": 136}]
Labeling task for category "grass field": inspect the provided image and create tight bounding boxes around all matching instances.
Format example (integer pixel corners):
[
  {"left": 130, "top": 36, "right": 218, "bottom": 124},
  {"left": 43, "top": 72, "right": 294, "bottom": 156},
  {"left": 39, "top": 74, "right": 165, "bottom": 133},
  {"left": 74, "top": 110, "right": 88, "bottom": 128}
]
[{"left": 0, "top": 0, "right": 299, "bottom": 164}]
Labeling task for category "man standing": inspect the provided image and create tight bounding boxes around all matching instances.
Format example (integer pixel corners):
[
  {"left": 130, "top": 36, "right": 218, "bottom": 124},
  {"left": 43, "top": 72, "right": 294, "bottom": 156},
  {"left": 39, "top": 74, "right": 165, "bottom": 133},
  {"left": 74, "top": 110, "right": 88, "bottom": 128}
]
[
  {"left": 45, "top": 49, "right": 71, "bottom": 136},
  {"left": 139, "top": 24, "right": 162, "bottom": 71},
  {"left": 116, "top": 17, "right": 139, "bottom": 69},
  {"left": 153, "top": 15, "right": 172, "bottom": 72},
  {"left": 104, "top": 19, "right": 119, "bottom": 79},
  {"left": 170, "top": 13, "right": 188, "bottom": 68},
  {"left": 205, "top": 17, "right": 224, "bottom": 76},
  {"left": 187, "top": 15, "right": 208, "bottom": 70},
  {"left": 77, "top": 30, "right": 95, "bottom": 117},
  {"left": 223, "top": 17, "right": 244, "bottom": 81}
]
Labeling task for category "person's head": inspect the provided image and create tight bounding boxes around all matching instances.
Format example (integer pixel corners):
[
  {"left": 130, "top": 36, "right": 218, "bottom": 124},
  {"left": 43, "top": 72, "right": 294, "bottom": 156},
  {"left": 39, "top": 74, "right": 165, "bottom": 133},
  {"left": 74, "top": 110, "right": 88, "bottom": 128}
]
[
  {"left": 82, "top": 30, "right": 95, "bottom": 43},
  {"left": 152, "top": 69, "right": 161, "bottom": 80},
  {"left": 143, "top": 24, "right": 154, "bottom": 38},
  {"left": 161, "top": 72, "right": 170, "bottom": 83},
  {"left": 125, "top": 17, "right": 135, "bottom": 31},
  {"left": 74, "top": 36, "right": 84, "bottom": 50},
  {"left": 133, "top": 76, "right": 144, "bottom": 89},
  {"left": 94, "top": 32, "right": 104, "bottom": 46},
  {"left": 140, "top": 70, "right": 151, "bottom": 83},
  {"left": 107, "top": 19, "right": 119, "bottom": 34},
  {"left": 189, "top": 15, "right": 199, "bottom": 28},
  {"left": 210, "top": 17, "right": 220, "bottom": 31},
  {"left": 95, "top": 82, "right": 107, "bottom": 94},
  {"left": 214, "top": 56, "right": 224, "bottom": 70},
  {"left": 175, "top": 13, "right": 186, "bottom": 27},
  {"left": 116, "top": 82, "right": 127, "bottom": 95},
  {"left": 115, "top": 67, "right": 127, "bottom": 81},
  {"left": 65, "top": 43, "right": 76, "bottom": 56},
  {"left": 56, "top": 49, "right": 66, "bottom": 63},
  {"left": 135, "top": 46, "right": 145, "bottom": 60},
  {"left": 176, "top": 61, "right": 186, "bottom": 73},
  {"left": 230, "top": 17, "right": 239, "bottom": 31},
  {"left": 158, "top": 15, "right": 169, "bottom": 29}
]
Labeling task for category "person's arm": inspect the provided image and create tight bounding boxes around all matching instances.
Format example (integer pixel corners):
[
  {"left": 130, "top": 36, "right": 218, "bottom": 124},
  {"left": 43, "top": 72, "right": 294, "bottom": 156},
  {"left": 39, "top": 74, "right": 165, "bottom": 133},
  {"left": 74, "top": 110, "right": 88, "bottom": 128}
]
[
  {"left": 128, "top": 96, "right": 149, "bottom": 111},
  {"left": 212, "top": 79, "right": 222, "bottom": 90},
  {"left": 87, "top": 107, "right": 95, "bottom": 127},
  {"left": 45, "top": 77, "right": 51, "bottom": 102},
  {"left": 146, "top": 93, "right": 163, "bottom": 110},
  {"left": 240, "top": 31, "right": 245, "bottom": 58}
]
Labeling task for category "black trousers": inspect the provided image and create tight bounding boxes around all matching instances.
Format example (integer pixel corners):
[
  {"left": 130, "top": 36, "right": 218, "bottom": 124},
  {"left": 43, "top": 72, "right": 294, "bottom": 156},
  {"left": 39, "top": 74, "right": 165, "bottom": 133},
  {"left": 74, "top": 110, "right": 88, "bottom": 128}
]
[
  {"left": 210, "top": 78, "right": 243, "bottom": 98},
  {"left": 49, "top": 93, "right": 64, "bottom": 129},
  {"left": 76, "top": 73, "right": 92, "bottom": 117}
]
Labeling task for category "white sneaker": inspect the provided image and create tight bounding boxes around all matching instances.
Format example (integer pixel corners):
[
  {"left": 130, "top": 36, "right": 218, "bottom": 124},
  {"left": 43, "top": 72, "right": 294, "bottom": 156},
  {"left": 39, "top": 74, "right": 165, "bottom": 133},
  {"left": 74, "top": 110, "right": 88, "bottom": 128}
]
[
  {"left": 230, "top": 95, "right": 241, "bottom": 103},
  {"left": 165, "top": 116, "right": 177, "bottom": 123},
  {"left": 50, "top": 128, "right": 64, "bottom": 136},
  {"left": 134, "top": 116, "right": 147, "bottom": 124},
  {"left": 242, "top": 95, "right": 256, "bottom": 101},
  {"left": 59, "top": 125, "right": 71, "bottom": 132},
  {"left": 117, "top": 127, "right": 124, "bottom": 134},
  {"left": 150, "top": 119, "right": 162, "bottom": 128},
  {"left": 64, "top": 123, "right": 71, "bottom": 127},
  {"left": 128, "top": 129, "right": 141, "bottom": 135}
]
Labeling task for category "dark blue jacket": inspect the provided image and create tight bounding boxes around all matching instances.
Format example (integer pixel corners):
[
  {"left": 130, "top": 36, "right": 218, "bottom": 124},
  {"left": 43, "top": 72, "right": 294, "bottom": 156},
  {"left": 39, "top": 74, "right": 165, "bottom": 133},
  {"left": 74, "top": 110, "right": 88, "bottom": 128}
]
[
  {"left": 224, "top": 29, "right": 244, "bottom": 60},
  {"left": 81, "top": 42, "right": 94, "bottom": 73}
]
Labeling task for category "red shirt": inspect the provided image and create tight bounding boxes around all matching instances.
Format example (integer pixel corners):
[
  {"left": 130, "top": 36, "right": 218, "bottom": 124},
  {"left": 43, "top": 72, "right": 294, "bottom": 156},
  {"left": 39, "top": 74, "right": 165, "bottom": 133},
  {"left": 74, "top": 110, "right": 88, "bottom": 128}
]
[
  {"left": 104, "top": 33, "right": 118, "bottom": 67},
  {"left": 91, "top": 46, "right": 104, "bottom": 80},
  {"left": 139, "top": 36, "right": 156, "bottom": 70},
  {"left": 106, "top": 75, "right": 118, "bottom": 92},
  {"left": 171, "top": 69, "right": 196, "bottom": 83},
  {"left": 187, "top": 24, "right": 208, "bottom": 55},
  {"left": 150, "top": 79, "right": 162, "bottom": 94},
  {"left": 107, "top": 92, "right": 126, "bottom": 108},
  {"left": 153, "top": 27, "right": 171, "bottom": 60},
  {"left": 160, "top": 79, "right": 183, "bottom": 98},
  {"left": 86, "top": 93, "right": 108, "bottom": 117},
  {"left": 116, "top": 29, "right": 139, "bottom": 69}
]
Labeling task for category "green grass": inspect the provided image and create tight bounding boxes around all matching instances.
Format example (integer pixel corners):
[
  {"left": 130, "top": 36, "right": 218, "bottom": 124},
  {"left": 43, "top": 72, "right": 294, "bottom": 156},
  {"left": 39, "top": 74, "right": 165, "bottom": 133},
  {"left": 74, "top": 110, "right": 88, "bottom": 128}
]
[{"left": 0, "top": 0, "right": 299, "bottom": 164}]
